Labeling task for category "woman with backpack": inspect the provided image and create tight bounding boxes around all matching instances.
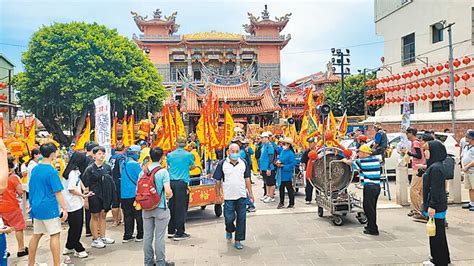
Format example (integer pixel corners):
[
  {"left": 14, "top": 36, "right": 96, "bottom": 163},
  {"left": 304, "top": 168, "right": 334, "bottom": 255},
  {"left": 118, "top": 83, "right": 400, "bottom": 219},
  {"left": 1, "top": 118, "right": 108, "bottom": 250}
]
[
  {"left": 62, "top": 152, "right": 93, "bottom": 258},
  {"left": 422, "top": 140, "right": 450, "bottom": 266}
]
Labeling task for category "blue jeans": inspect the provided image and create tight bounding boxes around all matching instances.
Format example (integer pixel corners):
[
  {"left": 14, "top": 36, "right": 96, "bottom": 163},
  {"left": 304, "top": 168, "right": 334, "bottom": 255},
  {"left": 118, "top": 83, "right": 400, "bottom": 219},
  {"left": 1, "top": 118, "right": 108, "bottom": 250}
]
[
  {"left": 0, "top": 234, "right": 6, "bottom": 266},
  {"left": 224, "top": 198, "right": 247, "bottom": 241},
  {"left": 246, "top": 193, "right": 255, "bottom": 209}
]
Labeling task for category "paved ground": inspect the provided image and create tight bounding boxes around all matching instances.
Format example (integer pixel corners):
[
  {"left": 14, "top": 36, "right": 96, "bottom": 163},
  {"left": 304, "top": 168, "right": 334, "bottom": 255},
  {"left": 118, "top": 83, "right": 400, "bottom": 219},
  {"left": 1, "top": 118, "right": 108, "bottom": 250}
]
[{"left": 8, "top": 178, "right": 474, "bottom": 265}]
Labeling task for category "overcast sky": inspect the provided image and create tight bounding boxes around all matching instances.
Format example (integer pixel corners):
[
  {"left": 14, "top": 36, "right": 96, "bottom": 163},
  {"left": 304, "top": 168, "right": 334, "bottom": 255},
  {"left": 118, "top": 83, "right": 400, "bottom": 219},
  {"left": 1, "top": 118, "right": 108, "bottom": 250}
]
[{"left": 0, "top": 0, "right": 384, "bottom": 84}]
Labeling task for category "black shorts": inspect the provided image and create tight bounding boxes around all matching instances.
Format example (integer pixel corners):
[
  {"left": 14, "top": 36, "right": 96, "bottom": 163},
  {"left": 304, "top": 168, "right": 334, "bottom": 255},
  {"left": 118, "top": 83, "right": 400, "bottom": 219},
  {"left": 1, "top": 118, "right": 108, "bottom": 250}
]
[
  {"left": 88, "top": 196, "right": 109, "bottom": 214},
  {"left": 261, "top": 170, "right": 276, "bottom": 186}
]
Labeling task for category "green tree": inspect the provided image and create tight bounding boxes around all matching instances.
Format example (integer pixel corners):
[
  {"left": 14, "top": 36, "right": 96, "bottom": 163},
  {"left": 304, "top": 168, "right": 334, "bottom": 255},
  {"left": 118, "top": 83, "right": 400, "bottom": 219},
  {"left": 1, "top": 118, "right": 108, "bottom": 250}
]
[
  {"left": 14, "top": 22, "right": 166, "bottom": 146},
  {"left": 323, "top": 73, "right": 381, "bottom": 117}
]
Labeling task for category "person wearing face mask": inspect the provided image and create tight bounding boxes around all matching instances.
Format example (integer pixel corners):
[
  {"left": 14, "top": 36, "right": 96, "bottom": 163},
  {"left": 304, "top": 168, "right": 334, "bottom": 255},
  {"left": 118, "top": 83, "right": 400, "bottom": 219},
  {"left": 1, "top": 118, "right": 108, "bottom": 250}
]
[
  {"left": 120, "top": 145, "right": 144, "bottom": 243},
  {"left": 422, "top": 140, "right": 451, "bottom": 266},
  {"left": 214, "top": 143, "right": 254, "bottom": 250},
  {"left": 275, "top": 138, "right": 297, "bottom": 209},
  {"left": 82, "top": 146, "right": 116, "bottom": 249}
]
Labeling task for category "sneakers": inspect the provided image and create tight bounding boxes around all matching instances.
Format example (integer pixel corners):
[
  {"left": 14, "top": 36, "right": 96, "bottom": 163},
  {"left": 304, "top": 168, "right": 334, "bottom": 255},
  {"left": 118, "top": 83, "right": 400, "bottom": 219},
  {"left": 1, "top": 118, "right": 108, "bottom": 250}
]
[
  {"left": 247, "top": 207, "right": 256, "bottom": 213},
  {"left": 277, "top": 203, "right": 285, "bottom": 209},
  {"left": 74, "top": 251, "right": 89, "bottom": 258},
  {"left": 165, "top": 261, "right": 175, "bottom": 266},
  {"left": 122, "top": 237, "right": 134, "bottom": 243},
  {"left": 62, "top": 248, "right": 74, "bottom": 255},
  {"left": 17, "top": 247, "right": 28, "bottom": 257},
  {"left": 91, "top": 238, "right": 106, "bottom": 249},
  {"left": 173, "top": 233, "right": 191, "bottom": 241},
  {"left": 305, "top": 201, "right": 311, "bottom": 205},
  {"left": 85, "top": 233, "right": 92, "bottom": 237},
  {"left": 260, "top": 195, "right": 268, "bottom": 201},
  {"left": 287, "top": 205, "right": 295, "bottom": 209},
  {"left": 135, "top": 237, "right": 143, "bottom": 242},
  {"left": 363, "top": 229, "right": 379, "bottom": 236},
  {"left": 407, "top": 209, "right": 416, "bottom": 217},
  {"left": 413, "top": 213, "right": 428, "bottom": 222},
  {"left": 101, "top": 237, "right": 115, "bottom": 245},
  {"left": 263, "top": 197, "right": 275, "bottom": 203},
  {"left": 167, "top": 234, "right": 174, "bottom": 239},
  {"left": 225, "top": 232, "right": 232, "bottom": 240},
  {"left": 461, "top": 203, "right": 472, "bottom": 209},
  {"left": 422, "top": 260, "right": 435, "bottom": 266},
  {"left": 233, "top": 242, "right": 244, "bottom": 250}
]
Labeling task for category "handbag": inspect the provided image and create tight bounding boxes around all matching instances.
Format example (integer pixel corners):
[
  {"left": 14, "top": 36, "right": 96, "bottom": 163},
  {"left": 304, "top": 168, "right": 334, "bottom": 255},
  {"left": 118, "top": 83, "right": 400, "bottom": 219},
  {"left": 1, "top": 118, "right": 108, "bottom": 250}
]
[{"left": 426, "top": 217, "right": 436, "bottom": 237}]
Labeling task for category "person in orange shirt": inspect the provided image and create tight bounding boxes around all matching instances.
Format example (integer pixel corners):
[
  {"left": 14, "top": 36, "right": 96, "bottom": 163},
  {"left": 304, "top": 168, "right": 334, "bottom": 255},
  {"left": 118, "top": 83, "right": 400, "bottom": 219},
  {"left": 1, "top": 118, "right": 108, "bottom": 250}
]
[{"left": 0, "top": 156, "right": 28, "bottom": 257}]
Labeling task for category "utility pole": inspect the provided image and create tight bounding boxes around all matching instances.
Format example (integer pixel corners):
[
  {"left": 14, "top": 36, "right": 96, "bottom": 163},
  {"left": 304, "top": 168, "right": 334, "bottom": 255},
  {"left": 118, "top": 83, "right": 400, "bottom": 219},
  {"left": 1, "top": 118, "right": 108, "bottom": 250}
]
[
  {"left": 331, "top": 48, "right": 350, "bottom": 110},
  {"left": 435, "top": 20, "right": 456, "bottom": 134}
]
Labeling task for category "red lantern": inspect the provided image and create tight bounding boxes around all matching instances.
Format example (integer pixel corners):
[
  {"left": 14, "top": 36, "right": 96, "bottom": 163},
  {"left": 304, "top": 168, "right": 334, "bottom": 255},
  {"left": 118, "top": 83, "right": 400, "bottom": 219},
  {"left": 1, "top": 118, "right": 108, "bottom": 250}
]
[
  {"left": 0, "top": 95, "right": 7, "bottom": 101},
  {"left": 428, "top": 66, "right": 435, "bottom": 73},
  {"left": 454, "top": 74, "right": 460, "bottom": 82},
  {"left": 436, "top": 64, "right": 444, "bottom": 72},
  {"left": 400, "top": 84, "right": 406, "bottom": 90},
  {"left": 397, "top": 96, "right": 402, "bottom": 103},
  {"left": 453, "top": 59, "right": 461, "bottom": 68},
  {"left": 402, "top": 73, "right": 407, "bottom": 79},
  {"left": 414, "top": 69, "right": 420, "bottom": 77},
  {"left": 413, "top": 81, "right": 420, "bottom": 89},
  {"left": 420, "top": 80, "right": 428, "bottom": 88},
  {"left": 444, "top": 62, "right": 450, "bottom": 70},
  {"left": 462, "top": 56, "right": 471, "bottom": 65},
  {"left": 421, "top": 93, "right": 428, "bottom": 101},
  {"left": 463, "top": 87, "right": 471, "bottom": 95},
  {"left": 374, "top": 79, "right": 380, "bottom": 85},
  {"left": 407, "top": 71, "right": 413, "bottom": 78},
  {"left": 436, "top": 91, "right": 443, "bottom": 99},
  {"left": 444, "top": 76, "right": 450, "bottom": 84},
  {"left": 454, "top": 89, "right": 461, "bottom": 97},
  {"left": 409, "top": 95, "right": 414, "bottom": 102},
  {"left": 443, "top": 91, "right": 450, "bottom": 98},
  {"left": 366, "top": 80, "right": 371, "bottom": 86},
  {"left": 407, "top": 83, "right": 413, "bottom": 90},
  {"left": 436, "top": 77, "right": 444, "bottom": 86},
  {"left": 395, "top": 74, "right": 401, "bottom": 80},
  {"left": 421, "top": 68, "right": 428, "bottom": 75},
  {"left": 462, "top": 72, "right": 470, "bottom": 81},
  {"left": 385, "top": 98, "right": 391, "bottom": 104},
  {"left": 380, "top": 99, "right": 385, "bottom": 104},
  {"left": 428, "top": 79, "right": 435, "bottom": 87},
  {"left": 428, "top": 92, "right": 435, "bottom": 100},
  {"left": 387, "top": 86, "right": 393, "bottom": 92},
  {"left": 414, "top": 94, "right": 421, "bottom": 101}
]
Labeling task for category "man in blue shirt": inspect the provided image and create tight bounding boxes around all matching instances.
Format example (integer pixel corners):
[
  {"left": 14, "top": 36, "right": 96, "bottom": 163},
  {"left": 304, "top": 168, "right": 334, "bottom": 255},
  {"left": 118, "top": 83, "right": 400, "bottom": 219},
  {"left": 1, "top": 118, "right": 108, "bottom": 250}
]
[
  {"left": 141, "top": 147, "right": 174, "bottom": 266},
  {"left": 28, "top": 143, "right": 68, "bottom": 266},
  {"left": 259, "top": 132, "right": 276, "bottom": 203},
  {"left": 166, "top": 137, "right": 195, "bottom": 241},
  {"left": 343, "top": 144, "right": 381, "bottom": 235},
  {"left": 120, "top": 145, "right": 144, "bottom": 242},
  {"left": 109, "top": 143, "right": 126, "bottom": 226},
  {"left": 371, "top": 122, "right": 387, "bottom": 161}
]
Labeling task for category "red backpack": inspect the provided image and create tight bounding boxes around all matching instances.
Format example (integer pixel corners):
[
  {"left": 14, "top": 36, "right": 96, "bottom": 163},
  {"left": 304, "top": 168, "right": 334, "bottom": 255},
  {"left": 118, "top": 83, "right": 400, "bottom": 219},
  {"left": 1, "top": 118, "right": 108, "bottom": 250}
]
[{"left": 136, "top": 166, "right": 163, "bottom": 210}]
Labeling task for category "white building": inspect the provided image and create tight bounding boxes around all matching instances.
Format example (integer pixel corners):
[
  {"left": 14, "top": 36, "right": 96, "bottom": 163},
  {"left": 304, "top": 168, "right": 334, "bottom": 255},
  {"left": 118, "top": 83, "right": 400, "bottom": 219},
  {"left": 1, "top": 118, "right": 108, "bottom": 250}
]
[{"left": 369, "top": 0, "right": 474, "bottom": 138}]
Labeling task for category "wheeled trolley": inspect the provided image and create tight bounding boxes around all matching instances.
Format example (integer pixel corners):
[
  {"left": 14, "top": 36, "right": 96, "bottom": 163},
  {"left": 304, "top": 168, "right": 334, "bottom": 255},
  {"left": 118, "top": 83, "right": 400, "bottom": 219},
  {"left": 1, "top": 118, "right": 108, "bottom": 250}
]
[
  {"left": 188, "top": 177, "right": 223, "bottom": 217},
  {"left": 309, "top": 147, "right": 368, "bottom": 226}
]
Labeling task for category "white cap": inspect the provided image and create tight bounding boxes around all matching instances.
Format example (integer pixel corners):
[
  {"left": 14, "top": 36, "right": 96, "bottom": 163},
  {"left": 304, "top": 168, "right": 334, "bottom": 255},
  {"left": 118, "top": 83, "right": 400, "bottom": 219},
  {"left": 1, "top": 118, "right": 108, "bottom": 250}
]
[{"left": 260, "top": 132, "right": 270, "bottom": 138}]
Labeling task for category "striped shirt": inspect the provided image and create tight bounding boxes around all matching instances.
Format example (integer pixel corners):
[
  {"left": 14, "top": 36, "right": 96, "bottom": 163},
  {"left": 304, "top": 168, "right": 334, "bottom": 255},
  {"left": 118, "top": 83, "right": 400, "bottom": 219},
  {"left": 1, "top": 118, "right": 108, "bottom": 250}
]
[{"left": 353, "top": 156, "right": 382, "bottom": 186}]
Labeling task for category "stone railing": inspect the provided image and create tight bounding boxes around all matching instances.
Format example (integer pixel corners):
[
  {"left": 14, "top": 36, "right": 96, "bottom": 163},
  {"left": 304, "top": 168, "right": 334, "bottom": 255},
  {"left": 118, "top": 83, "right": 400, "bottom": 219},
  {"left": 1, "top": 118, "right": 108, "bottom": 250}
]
[
  {"left": 244, "top": 35, "right": 289, "bottom": 42},
  {"left": 138, "top": 34, "right": 181, "bottom": 42}
]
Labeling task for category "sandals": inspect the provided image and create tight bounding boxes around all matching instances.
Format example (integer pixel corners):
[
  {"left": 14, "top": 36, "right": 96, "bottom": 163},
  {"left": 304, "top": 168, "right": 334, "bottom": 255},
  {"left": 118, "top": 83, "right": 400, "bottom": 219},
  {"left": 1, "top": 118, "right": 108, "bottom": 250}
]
[{"left": 233, "top": 242, "right": 244, "bottom": 250}]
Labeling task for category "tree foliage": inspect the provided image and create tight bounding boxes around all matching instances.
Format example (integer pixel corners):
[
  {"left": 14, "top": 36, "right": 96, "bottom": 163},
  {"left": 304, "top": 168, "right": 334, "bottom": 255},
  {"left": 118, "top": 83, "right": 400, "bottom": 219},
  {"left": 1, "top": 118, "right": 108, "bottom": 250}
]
[
  {"left": 14, "top": 22, "right": 167, "bottom": 145},
  {"left": 323, "top": 73, "right": 381, "bottom": 116}
]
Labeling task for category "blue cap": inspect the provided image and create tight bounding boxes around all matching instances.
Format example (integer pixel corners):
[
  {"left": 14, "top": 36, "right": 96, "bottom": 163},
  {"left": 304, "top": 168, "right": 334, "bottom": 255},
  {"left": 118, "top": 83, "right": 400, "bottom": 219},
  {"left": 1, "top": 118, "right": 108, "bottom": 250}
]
[
  {"left": 127, "top": 145, "right": 141, "bottom": 155},
  {"left": 139, "top": 140, "right": 147, "bottom": 146}
]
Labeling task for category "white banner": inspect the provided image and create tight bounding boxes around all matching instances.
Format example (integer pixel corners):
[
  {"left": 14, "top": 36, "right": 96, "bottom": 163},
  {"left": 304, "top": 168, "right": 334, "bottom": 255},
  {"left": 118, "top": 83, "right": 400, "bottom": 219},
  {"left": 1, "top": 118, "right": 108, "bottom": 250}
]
[{"left": 94, "top": 95, "right": 111, "bottom": 154}]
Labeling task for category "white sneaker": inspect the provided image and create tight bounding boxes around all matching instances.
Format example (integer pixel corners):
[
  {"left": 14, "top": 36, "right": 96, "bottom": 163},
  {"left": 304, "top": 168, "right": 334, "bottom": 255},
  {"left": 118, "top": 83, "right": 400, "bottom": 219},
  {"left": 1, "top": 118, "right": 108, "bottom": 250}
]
[
  {"left": 263, "top": 197, "right": 275, "bottom": 203},
  {"left": 305, "top": 201, "right": 311, "bottom": 205},
  {"left": 422, "top": 261, "right": 435, "bottom": 266},
  {"left": 74, "top": 251, "right": 89, "bottom": 258},
  {"left": 91, "top": 238, "right": 106, "bottom": 249},
  {"left": 101, "top": 237, "right": 115, "bottom": 245},
  {"left": 62, "top": 248, "right": 74, "bottom": 255},
  {"left": 260, "top": 195, "right": 268, "bottom": 201}
]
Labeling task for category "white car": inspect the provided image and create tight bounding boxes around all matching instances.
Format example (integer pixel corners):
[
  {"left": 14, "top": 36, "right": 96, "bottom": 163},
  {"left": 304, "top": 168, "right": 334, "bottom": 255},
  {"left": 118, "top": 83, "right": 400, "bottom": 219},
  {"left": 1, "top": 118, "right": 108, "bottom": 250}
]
[{"left": 370, "top": 132, "right": 460, "bottom": 177}]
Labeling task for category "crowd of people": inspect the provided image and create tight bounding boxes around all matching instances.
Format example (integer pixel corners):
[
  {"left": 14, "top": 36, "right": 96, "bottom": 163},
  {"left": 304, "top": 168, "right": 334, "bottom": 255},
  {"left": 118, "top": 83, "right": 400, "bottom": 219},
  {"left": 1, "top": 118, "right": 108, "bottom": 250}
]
[{"left": 0, "top": 123, "right": 472, "bottom": 266}]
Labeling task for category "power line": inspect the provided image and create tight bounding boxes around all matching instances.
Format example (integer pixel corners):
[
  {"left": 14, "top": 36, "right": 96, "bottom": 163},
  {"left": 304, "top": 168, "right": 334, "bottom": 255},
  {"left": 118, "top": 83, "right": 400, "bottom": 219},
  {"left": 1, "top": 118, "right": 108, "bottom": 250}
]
[{"left": 0, "top": 42, "right": 27, "bottom": 48}]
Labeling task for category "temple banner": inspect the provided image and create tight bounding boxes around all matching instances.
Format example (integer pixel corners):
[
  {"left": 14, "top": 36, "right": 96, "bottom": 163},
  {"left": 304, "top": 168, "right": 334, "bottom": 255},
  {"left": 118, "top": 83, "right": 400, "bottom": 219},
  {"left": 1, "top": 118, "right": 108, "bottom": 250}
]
[{"left": 93, "top": 95, "right": 111, "bottom": 155}]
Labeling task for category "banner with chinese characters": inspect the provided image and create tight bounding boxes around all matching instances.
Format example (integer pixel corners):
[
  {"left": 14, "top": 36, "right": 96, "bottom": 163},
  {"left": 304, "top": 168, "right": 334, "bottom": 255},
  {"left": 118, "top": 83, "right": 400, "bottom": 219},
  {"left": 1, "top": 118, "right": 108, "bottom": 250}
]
[{"left": 93, "top": 95, "right": 111, "bottom": 155}]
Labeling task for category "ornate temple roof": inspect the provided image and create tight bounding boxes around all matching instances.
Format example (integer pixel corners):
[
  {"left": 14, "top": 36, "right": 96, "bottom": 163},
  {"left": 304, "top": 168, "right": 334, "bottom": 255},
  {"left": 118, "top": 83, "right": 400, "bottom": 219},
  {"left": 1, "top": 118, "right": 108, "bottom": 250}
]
[
  {"left": 287, "top": 71, "right": 340, "bottom": 88},
  {"left": 243, "top": 5, "right": 291, "bottom": 35},
  {"left": 131, "top": 9, "right": 179, "bottom": 34},
  {"left": 183, "top": 31, "right": 242, "bottom": 41},
  {"left": 181, "top": 82, "right": 280, "bottom": 115}
]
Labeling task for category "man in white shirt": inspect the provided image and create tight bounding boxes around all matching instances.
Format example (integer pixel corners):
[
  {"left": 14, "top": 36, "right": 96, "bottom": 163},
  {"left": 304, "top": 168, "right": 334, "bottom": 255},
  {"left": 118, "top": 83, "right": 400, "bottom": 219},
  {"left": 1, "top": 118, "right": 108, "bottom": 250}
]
[
  {"left": 214, "top": 143, "right": 254, "bottom": 250},
  {"left": 461, "top": 129, "right": 474, "bottom": 211},
  {"left": 26, "top": 148, "right": 41, "bottom": 195}
]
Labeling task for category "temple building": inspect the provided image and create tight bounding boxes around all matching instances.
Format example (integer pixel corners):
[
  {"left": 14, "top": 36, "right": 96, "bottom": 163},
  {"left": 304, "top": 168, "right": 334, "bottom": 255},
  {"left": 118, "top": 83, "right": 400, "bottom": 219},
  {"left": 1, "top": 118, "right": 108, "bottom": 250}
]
[{"left": 132, "top": 6, "right": 339, "bottom": 130}]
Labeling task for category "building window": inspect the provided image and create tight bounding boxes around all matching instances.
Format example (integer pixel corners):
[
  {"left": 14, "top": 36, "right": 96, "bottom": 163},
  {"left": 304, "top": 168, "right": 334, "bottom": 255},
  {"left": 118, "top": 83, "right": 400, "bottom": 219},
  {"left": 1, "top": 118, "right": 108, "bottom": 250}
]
[
  {"left": 193, "top": 70, "right": 201, "bottom": 81},
  {"left": 431, "top": 100, "right": 450, "bottom": 112},
  {"left": 401, "top": 33, "right": 415, "bottom": 65},
  {"left": 400, "top": 103, "right": 414, "bottom": 114},
  {"left": 432, "top": 24, "right": 443, "bottom": 43}
]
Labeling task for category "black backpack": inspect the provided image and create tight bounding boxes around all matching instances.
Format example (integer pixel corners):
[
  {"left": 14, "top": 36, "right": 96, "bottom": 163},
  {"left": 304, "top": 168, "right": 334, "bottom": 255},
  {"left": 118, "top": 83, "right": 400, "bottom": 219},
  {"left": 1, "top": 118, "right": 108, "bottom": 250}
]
[
  {"left": 255, "top": 145, "right": 262, "bottom": 160},
  {"left": 442, "top": 154, "right": 455, "bottom": 180}
]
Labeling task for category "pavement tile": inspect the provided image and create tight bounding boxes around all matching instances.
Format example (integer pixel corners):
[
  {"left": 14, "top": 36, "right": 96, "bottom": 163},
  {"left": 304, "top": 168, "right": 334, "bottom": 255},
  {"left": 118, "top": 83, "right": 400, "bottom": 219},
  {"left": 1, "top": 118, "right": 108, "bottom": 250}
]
[{"left": 340, "top": 241, "right": 385, "bottom": 250}]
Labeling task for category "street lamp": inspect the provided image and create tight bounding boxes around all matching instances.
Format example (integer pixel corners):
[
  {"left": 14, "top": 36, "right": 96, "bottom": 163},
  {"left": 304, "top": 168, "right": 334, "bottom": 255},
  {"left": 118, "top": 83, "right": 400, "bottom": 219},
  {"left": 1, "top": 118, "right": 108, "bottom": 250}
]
[
  {"left": 434, "top": 20, "right": 456, "bottom": 134},
  {"left": 331, "top": 48, "right": 351, "bottom": 110},
  {"left": 359, "top": 67, "right": 381, "bottom": 119}
]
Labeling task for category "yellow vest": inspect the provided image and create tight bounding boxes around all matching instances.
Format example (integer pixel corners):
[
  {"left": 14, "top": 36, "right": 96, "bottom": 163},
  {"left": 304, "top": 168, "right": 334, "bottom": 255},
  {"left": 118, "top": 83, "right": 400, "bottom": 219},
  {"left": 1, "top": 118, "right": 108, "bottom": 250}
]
[{"left": 189, "top": 149, "right": 203, "bottom": 176}]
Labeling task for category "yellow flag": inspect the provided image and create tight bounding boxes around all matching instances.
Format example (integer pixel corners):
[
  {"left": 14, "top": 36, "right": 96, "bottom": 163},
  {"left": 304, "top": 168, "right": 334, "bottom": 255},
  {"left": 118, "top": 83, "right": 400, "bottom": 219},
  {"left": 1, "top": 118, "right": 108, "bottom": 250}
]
[
  {"left": 173, "top": 104, "right": 186, "bottom": 138},
  {"left": 128, "top": 110, "right": 135, "bottom": 145},
  {"left": 326, "top": 110, "right": 337, "bottom": 132},
  {"left": 26, "top": 118, "right": 36, "bottom": 149},
  {"left": 75, "top": 114, "right": 91, "bottom": 150},
  {"left": 337, "top": 111, "right": 348, "bottom": 139},
  {"left": 123, "top": 111, "right": 129, "bottom": 147},
  {"left": 111, "top": 112, "right": 117, "bottom": 148},
  {"left": 221, "top": 103, "right": 234, "bottom": 147}
]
